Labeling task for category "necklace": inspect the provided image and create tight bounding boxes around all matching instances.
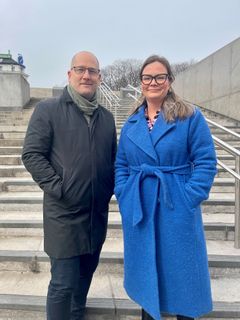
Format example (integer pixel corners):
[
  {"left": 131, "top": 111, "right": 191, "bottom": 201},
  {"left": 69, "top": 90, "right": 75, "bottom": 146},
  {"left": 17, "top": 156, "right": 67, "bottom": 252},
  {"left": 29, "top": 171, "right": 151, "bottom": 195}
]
[{"left": 145, "top": 108, "right": 160, "bottom": 131}]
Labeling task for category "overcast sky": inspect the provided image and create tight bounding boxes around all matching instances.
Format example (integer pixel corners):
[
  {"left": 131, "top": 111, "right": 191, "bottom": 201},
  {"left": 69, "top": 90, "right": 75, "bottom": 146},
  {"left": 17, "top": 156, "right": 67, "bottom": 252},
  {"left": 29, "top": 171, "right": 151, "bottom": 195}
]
[{"left": 1, "top": 0, "right": 239, "bottom": 88}]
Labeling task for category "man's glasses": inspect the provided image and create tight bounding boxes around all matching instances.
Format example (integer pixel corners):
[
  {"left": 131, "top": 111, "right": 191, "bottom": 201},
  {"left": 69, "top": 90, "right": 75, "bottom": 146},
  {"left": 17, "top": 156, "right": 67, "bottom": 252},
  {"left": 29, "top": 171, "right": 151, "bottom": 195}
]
[
  {"left": 141, "top": 74, "right": 169, "bottom": 85},
  {"left": 71, "top": 66, "right": 100, "bottom": 76}
]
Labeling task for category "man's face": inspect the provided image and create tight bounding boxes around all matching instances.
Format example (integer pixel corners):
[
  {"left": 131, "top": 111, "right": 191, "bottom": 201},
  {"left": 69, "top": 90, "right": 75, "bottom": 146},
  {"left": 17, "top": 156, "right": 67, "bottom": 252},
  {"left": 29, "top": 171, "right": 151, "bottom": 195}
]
[{"left": 68, "top": 52, "right": 101, "bottom": 100}]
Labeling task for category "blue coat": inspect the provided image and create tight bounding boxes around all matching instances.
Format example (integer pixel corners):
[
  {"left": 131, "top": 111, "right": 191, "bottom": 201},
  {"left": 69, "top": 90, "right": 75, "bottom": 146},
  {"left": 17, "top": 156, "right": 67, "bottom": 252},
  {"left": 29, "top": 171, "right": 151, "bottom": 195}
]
[{"left": 115, "top": 106, "right": 217, "bottom": 319}]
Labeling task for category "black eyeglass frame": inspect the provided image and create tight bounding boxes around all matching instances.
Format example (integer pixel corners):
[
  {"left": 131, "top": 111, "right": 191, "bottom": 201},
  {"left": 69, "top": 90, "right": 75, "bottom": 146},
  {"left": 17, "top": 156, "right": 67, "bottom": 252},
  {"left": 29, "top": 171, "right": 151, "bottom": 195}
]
[{"left": 141, "top": 73, "right": 169, "bottom": 85}]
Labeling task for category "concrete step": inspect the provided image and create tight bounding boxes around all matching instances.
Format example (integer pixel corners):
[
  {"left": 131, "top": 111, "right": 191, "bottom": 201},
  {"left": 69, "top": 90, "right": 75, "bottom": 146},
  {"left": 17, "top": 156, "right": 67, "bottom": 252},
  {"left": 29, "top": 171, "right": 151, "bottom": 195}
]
[
  {"left": 211, "top": 128, "right": 240, "bottom": 137},
  {"left": 0, "top": 132, "right": 26, "bottom": 139},
  {"left": 211, "top": 178, "right": 235, "bottom": 193},
  {"left": 0, "top": 295, "right": 140, "bottom": 320},
  {"left": 0, "top": 164, "right": 235, "bottom": 179},
  {"left": 0, "top": 192, "right": 235, "bottom": 213},
  {"left": 0, "top": 176, "right": 234, "bottom": 192},
  {"left": 0, "top": 218, "right": 235, "bottom": 241},
  {"left": 1, "top": 276, "right": 239, "bottom": 319},
  {"left": 0, "top": 155, "right": 22, "bottom": 165},
  {"left": 216, "top": 166, "right": 237, "bottom": 178},
  {"left": 215, "top": 144, "right": 240, "bottom": 151},
  {"left": 0, "top": 210, "right": 121, "bottom": 223},
  {"left": 0, "top": 147, "right": 22, "bottom": 155},
  {"left": 214, "top": 141, "right": 240, "bottom": 148},
  {"left": 210, "top": 132, "right": 240, "bottom": 141},
  {"left": 0, "top": 139, "right": 24, "bottom": 147},
  {"left": 0, "top": 237, "right": 239, "bottom": 276},
  {"left": 0, "top": 126, "right": 27, "bottom": 132},
  {"left": 0, "top": 165, "right": 30, "bottom": 177}
]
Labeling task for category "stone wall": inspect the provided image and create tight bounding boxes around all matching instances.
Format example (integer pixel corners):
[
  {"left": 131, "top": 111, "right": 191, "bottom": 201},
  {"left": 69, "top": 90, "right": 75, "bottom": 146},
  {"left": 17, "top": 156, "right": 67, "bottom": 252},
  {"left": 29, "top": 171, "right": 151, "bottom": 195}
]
[
  {"left": 173, "top": 37, "right": 240, "bottom": 121},
  {"left": 30, "top": 87, "right": 52, "bottom": 99},
  {"left": 0, "top": 72, "right": 30, "bottom": 109}
]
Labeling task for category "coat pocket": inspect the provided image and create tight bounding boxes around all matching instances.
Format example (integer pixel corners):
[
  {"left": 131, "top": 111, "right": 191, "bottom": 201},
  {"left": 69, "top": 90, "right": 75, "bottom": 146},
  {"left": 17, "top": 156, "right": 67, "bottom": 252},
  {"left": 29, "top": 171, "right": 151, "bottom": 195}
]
[
  {"left": 61, "top": 169, "right": 76, "bottom": 204},
  {"left": 175, "top": 175, "right": 196, "bottom": 214}
]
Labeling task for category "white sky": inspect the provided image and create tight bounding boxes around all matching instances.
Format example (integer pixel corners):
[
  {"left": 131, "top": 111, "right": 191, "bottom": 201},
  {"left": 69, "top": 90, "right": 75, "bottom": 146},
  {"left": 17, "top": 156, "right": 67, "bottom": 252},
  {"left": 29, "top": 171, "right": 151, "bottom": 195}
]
[{"left": 1, "top": 0, "right": 240, "bottom": 88}]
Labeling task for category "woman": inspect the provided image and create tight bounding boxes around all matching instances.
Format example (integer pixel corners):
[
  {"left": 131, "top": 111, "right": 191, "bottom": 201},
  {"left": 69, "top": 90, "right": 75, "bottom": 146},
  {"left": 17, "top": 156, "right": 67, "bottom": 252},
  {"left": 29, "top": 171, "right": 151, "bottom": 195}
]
[{"left": 114, "top": 55, "right": 217, "bottom": 320}]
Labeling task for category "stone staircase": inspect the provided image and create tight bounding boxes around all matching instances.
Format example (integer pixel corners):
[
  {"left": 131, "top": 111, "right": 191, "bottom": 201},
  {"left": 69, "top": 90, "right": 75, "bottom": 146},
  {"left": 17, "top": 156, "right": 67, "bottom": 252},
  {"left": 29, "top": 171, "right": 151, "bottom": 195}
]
[{"left": 0, "top": 97, "right": 240, "bottom": 319}]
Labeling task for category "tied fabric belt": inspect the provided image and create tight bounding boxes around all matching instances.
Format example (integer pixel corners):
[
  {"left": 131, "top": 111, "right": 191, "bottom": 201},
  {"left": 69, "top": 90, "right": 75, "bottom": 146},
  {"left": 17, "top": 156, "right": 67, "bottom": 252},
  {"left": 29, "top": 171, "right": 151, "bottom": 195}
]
[{"left": 129, "top": 163, "right": 192, "bottom": 226}]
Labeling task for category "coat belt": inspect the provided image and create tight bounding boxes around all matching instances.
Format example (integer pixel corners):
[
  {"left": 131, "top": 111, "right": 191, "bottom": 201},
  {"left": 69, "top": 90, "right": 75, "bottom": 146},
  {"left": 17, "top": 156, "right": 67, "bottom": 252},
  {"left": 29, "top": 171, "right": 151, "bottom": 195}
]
[{"left": 129, "top": 163, "right": 192, "bottom": 226}]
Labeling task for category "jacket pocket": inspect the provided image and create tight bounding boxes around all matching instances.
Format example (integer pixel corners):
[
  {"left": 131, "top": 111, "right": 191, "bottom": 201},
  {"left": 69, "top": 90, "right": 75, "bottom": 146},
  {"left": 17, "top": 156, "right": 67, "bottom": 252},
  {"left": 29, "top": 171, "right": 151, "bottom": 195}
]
[{"left": 61, "top": 169, "right": 76, "bottom": 203}]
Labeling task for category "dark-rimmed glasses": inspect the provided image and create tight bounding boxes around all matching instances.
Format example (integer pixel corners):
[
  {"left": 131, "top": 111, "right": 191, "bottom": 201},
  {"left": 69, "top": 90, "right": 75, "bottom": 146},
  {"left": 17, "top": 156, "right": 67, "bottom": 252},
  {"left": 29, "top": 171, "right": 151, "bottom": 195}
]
[
  {"left": 141, "top": 74, "right": 169, "bottom": 85},
  {"left": 71, "top": 66, "right": 100, "bottom": 76}
]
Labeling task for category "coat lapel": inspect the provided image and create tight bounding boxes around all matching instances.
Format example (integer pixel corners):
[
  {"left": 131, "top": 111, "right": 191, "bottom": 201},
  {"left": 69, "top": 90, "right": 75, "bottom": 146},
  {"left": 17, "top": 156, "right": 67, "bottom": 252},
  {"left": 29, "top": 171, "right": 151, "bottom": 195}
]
[
  {"left": 150, "top": 111, "right": 176, "bottom": 147},
  {"left": 126, "top": 107, "right": 158, "bottom": 161}
]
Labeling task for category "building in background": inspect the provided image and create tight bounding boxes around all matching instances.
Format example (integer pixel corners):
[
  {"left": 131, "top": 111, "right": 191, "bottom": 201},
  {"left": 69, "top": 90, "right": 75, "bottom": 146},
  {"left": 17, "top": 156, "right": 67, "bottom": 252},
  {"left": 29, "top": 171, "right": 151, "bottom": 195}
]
[{"left": 0, "top": 50, "right": 30, "bottom": 110}]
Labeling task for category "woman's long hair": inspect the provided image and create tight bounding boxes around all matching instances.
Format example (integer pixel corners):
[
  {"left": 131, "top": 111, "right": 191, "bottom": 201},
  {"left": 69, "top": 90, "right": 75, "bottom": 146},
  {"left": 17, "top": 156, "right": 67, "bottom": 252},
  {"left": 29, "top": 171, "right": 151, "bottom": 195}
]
[{"left": 133, "top": 55, "right": 194, "bottom": 122}]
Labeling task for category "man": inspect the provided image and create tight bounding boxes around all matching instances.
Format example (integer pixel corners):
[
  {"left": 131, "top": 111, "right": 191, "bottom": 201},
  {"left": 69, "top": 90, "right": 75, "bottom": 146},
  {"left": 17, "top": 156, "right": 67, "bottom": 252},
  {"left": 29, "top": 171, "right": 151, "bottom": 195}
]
[{"left": 22, "top": 51, "right": 117, "bottom": 320}]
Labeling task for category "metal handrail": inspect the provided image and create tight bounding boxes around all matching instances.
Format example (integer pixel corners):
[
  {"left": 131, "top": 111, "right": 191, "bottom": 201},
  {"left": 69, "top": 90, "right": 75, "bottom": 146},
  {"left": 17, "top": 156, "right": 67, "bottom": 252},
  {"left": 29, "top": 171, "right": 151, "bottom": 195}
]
[
  {"left": 127, "top": 93, "right": 138, "bottom": 101},
  {"left": 197, "top": 105, "right": 240, "bottom": 247},
  {"left": 102, "top": 82, "right": 120, "bottom": 101},
  {"left": 125, "top": 85, "right": 240, "bottom": 248},
  {"left": 207, "top": 118, "right": 240, "bottom": 139},
  {"left": 213, "top": 135, "right": 240, "bottom": 248},
  {"left": 127, "top": 84, "right": 141, "bottom": 93},
  {"left": 98, "top": 82, "right": 120, "bottom": 120}
]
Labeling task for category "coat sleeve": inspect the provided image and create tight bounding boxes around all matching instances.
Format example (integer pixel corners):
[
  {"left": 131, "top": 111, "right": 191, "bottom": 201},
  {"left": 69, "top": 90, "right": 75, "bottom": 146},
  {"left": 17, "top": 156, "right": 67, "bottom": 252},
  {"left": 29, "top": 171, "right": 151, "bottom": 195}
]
[
  {"left": 184, "top": 108, "right": 217, "bottom": 208},
  {"left": 114, "top": 125, "right": 130, "bottom": 200},
  {"left": 22, "top": 102, "right": 62, "bottom": 199}
]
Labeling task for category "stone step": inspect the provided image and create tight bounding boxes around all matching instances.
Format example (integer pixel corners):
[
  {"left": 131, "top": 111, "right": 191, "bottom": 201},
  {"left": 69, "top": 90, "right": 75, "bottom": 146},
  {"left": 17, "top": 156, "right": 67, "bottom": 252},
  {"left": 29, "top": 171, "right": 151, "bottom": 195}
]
[
  {"left": 0, "top": 219, "right": 235, "bottom": 241},
  {"left": 0, "top": 239, "right": 239, "bottom": 277},
  {"left": 0, "top": 147, "right": 22, "bottom": 155},
  {"left": 204, "top": 116, "right": 239, "bottom": 127},
  {"left": 0, "top": 126, "right": 27, "bottom": 132},
  {"left": 0, "top": 164, "right": 235, "bottom": 179},
  {"left": 0, "top": 192, "right": 235, "bottom": 214},
  {"left": 0, "top": 132, "right": 26, "bottom": 139},
  {"left": 0, "top": 210, "right": 121, "bottom": 223},
  {"left": 216, "top": 166, "right": 236, "bottom": 178},
  {"left": 215, "top": 143, "right": 240, "bottom": 150},
  {"left": 0, "top": 295, "right": 140, "bottom": 320},
  {"left": 0, "top": 165, "right": 30, "bottom": 177},
  {"left": 0, "top": 176, "right": 235, "bottom": 192},
  {"left": 0, "top": 278, "right": 239, "bottom": 319},
  {"left": 0, "top": 155, "right": 22, "bottom": 165},
  {"left": 0, "top": 139, "right": 24, "bottom": 147},
  {"left": 0, "top": 178, "right": 41, "bottom": 192},
  {"left": 210, "top": 132, "right": 240, "bottom": 141},
  {"left": 0, "top": 153, "right": 234, "bottom": 166}
]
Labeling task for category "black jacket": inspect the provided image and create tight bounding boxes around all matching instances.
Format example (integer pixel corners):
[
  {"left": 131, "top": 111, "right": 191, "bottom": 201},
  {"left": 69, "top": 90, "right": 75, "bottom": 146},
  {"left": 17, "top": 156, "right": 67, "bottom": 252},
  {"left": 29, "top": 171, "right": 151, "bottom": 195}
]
[{"left": 22, "top": 88, "right": 117, "bottom": 258}]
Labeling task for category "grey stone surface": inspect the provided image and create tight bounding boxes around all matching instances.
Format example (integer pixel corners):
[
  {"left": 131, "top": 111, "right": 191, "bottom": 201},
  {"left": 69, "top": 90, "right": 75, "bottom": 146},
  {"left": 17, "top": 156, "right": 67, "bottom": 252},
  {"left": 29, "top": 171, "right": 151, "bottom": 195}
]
[{"left": 173, "top": 37, "right": 240, "bottom": 121}]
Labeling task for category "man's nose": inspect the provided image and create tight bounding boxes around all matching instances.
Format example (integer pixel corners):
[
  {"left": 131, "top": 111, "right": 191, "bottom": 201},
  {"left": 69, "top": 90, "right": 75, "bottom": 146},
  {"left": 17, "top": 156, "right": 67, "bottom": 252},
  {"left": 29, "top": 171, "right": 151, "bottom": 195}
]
[{"left": 82, "top": 69, "right": 91, "bottom": 79}]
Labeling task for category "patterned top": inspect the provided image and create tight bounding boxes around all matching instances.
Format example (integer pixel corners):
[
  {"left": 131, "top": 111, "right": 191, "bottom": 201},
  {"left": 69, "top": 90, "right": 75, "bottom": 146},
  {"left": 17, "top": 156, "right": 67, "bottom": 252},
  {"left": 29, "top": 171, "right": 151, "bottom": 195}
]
[{"left": 145, "top": 108, "right": 161, "bottom": 131}]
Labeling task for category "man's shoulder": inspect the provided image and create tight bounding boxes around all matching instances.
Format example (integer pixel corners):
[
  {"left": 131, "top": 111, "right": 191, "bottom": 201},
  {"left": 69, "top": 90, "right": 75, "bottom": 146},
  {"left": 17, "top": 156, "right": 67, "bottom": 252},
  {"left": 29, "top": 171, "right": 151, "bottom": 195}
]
[{"left": 36, "top": 96, "right": 60, "bottom": 110}]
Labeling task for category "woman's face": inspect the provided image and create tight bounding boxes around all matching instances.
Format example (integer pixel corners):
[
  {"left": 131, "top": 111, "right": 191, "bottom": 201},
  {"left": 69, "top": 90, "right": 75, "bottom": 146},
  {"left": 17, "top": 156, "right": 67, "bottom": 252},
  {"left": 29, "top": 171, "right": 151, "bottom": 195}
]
[{"left": 141, "top": 61, "right": 171, "bottom": 104}]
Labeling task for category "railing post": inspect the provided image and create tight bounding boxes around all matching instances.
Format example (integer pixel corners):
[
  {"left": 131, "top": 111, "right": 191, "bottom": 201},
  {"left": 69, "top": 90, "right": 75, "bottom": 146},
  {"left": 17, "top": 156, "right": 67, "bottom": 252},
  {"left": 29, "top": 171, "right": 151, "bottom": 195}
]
[{"left": 235, "top": 155, "right": 240, "bottom": 248}]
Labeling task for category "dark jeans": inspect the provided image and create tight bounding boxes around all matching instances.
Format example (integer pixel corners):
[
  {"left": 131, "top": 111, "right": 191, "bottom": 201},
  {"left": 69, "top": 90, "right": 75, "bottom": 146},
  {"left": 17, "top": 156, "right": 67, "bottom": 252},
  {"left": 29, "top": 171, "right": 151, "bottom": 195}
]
[
  {"left": 142, "top": 309, "right": 194, "bottom": 320},
  {"left": 46, "top": 248, "right": 101, "bottom": 320}
]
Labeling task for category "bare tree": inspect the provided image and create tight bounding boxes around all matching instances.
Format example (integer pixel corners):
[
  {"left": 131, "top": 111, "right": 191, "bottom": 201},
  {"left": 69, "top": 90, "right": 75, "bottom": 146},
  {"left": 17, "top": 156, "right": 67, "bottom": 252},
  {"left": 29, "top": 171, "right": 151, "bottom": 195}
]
[
  {"left": 101, "top": 58, "right": 196, "bottom": 90},
  {"left": 101, "top": 59, "right": 142, "bottom": 90},
  {"left": 171, "top": 59, "right": 196, "bottom": 76}
]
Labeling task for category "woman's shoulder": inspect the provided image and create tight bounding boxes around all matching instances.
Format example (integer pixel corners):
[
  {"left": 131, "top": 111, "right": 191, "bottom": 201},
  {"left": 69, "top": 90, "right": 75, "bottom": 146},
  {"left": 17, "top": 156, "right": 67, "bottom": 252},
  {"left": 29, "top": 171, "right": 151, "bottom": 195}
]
[{"left": 121, "top": 106, "right": 144, "bottom": 131}]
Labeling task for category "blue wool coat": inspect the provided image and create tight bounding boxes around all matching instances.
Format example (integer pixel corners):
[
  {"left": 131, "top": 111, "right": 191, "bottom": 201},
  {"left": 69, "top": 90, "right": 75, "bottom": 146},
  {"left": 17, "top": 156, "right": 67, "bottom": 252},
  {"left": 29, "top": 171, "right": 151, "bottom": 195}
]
[{"left": 115, "top": 106, "right": 217, "bottom": 320}]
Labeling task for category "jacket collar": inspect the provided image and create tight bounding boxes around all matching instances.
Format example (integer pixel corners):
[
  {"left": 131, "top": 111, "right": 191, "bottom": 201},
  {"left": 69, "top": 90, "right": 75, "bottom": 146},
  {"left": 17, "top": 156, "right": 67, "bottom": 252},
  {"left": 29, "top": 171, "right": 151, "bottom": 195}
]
[
  {"left": 126, "top": 106, "right": 176, "bottom": 160},
  {"left": 60, "top": 86, "right": 73, "bottom": 103}
]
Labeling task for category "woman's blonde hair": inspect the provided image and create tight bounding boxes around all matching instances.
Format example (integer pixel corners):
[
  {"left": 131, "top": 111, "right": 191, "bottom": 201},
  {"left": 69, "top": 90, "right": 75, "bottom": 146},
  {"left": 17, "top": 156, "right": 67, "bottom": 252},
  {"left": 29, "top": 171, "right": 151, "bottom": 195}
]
[{"left": 133, "top": 55, "right": 194, "bottom": 122}]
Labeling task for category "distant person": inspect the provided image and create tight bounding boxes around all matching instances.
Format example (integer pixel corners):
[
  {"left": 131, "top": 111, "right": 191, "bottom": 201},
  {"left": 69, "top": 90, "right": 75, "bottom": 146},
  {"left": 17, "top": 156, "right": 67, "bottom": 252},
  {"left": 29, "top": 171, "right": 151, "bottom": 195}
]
[
  {"left": 22, "top": 51, "right": 117, "bottom": 320},
  {"left": 115, "top": 55, "right": 217, "bottom": 320}
]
